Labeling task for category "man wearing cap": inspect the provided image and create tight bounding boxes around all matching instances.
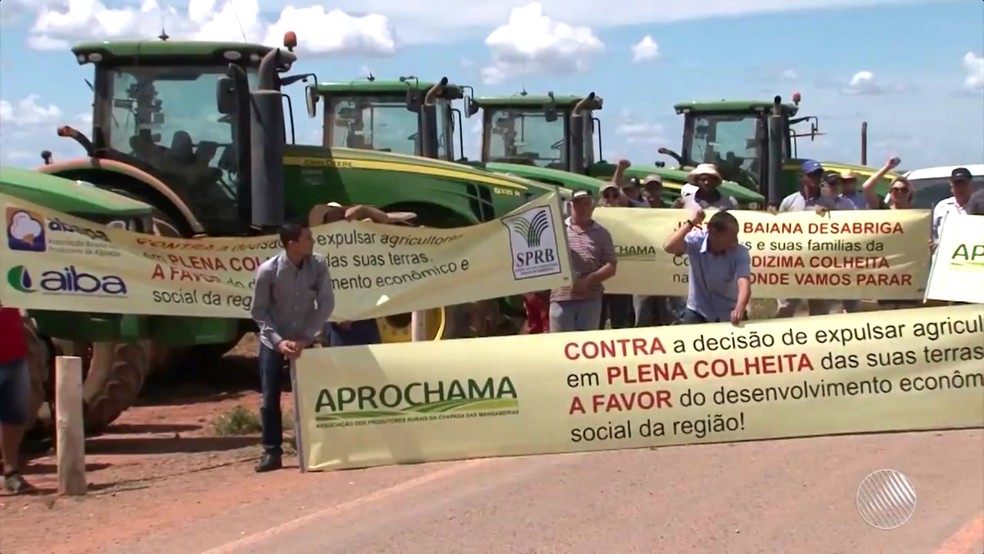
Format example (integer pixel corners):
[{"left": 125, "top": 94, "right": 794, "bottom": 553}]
[
  {"left": 549, "top": 188, "right": 618, "bottom": 332},
  {"left": 838, "top": 170, "right": 868, "bottom": 210},
  {"left": 621, "top": 177, "right": 648, "bottom": 208},
  {"left": 680, "top": 163, "right": 739, "bottom": 211},
  {"left": 633, "top": 175, "right": 675, "bottom": 327},
  {"left": 774, "top": 160, "right": 841, "bottom": 318},
  {"left": 931, "top": 167, "right": 976, "bottom": 250},
  {"left": 641, "top": 175, "right": 665, "bottom": 208},
  {"left": 820, "top": 172, "right": 858, "bottom": 211},
  {"left": 662, "top": 208, "right": 752, "bottom": 326}
]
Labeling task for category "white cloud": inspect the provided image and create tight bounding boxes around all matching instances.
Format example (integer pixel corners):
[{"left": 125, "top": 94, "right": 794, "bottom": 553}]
[
  {"left": 963, "top": 51, "right": 984, "bottom": 91},
  {"left": 631, "top": 35, "right": 659, "bottom": 63},
  {"left": 0, "top": 94, "right": 70, "bottom": 166},
  {"left": 480, "top": 2, "right": 604, "bottom": 85},
  {"left": 0, "top": 94, "right": 63, "bottom": 127},
  {"left": 779, "top": 69, "right": 799, "bottom": 80},
  {"left": 26, "top": 0, "right": 398, "bottom": 57},
  {"left": 613, "top": 109, "right": 668, "bottom": 147},
  {"left": 842, "top": 71, "right": 883, "bottom": 95},
  {"left": 841, "top": 70, "right": 916, "bottom": 95}
]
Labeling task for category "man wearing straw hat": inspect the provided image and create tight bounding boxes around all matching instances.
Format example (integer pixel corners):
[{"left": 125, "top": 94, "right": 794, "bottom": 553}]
[
  {"left": 680, "top": 163, "right": 740, "bottom": 212},
  {"left": 309, "top": 202, "right": 417, "bottom": 347}
]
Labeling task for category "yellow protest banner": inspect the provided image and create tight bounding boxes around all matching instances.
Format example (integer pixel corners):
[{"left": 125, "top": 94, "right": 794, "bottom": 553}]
[
  {"left": 0, "top": 191, "right": 572, "bottom": 320},
  {"left": 925, "top": 214, "right": 984, "bottom": 304},
  {"left": 594, "top": 207, "right": 931, "bottom": 300},
  {"left": 292, "top": 304, "right": 984, "bottom": 471}
]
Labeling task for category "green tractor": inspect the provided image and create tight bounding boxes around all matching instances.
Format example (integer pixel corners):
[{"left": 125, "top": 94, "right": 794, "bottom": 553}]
[
  {"left": 459, "top": 91, "right": 766, "bottom": 208},
  {"left": 1, "top": 166, "right": 156, "bottom": 435},
  {"left": 659, "top": 93, "right": 901, "bottom": 204},
  {"left": 302, "top": 75, "right": 568, "bottom": 329},
  {"left": 32, "top": 34, "right": 558, "bottom": 416}
]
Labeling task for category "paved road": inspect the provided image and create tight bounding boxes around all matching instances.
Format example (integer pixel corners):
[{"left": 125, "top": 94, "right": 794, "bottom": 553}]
[{"left": 113, "top": 429, "right": 983, "bottom": 554}]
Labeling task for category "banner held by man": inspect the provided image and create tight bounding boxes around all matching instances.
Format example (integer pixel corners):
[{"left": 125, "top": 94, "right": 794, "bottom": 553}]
[
  {"left": 925, "top": 214, "right": 984, "bottom": 304},
  {"left": 0, "top": 191, "right": 573, "bottom": 321},
  {"left": 595, "top": 207, "right": 932, "bottom": 300},
  {"left": 292, "top": 304, "right": 984, "bottom": 472}
]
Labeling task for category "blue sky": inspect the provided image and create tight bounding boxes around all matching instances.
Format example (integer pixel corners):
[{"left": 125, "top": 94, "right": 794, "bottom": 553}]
[{"left": 1, "top": 0, "right": 981, "bottom": 172}]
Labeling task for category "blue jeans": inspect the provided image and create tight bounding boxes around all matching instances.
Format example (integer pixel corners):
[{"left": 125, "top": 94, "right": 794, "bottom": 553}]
[
  {"left": 678, "top": 307, "right": 748, "bottom": 325},
  {"left": 600, "top": 294, "right": 634, "bottom": 329},
  {"left": 0, "top": 358, "right": 30, "bottom": 425},
  {"left": 633, "top": 295, "right": 673, "bottom": 327},
  {"left": 549, "top": 298, "right": 603, "bottom": 333},
  {"left": 257, "top": 344, "right": 287, "bottom": 457},
  {"left": 326, "top": 320, "right": 382, "bottom": 346}
]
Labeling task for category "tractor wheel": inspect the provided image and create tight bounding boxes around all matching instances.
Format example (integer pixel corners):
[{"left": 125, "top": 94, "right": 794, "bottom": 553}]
[
  {"left": 147, "top": 214, "right": 184, "bottom": 375},
  {"left": 22, "top": 316, "right": 51, "bottom": 434},
  {"left": 38, "top": 340, "right": 152, "bottom": 435},
  {"left": 375, "top": 300, "right": 521, "bottom": 344}
]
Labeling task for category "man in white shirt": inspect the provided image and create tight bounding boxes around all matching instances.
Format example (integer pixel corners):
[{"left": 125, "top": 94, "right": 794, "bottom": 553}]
[{"left": 931, "top": 167, "right": 975, "bottom": 250}]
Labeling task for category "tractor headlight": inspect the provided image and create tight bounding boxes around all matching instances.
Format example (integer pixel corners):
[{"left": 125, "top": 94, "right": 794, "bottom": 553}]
[{"left": 106, "top": 220, "right": 130, "bottom": 231}]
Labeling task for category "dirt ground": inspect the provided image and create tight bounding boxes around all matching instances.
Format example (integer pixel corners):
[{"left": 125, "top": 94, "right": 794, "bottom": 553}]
[{"left": 0, "top": 333, "right": 317, "bottom": 554}]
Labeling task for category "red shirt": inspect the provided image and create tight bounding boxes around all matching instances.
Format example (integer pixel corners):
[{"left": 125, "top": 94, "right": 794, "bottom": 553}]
[
  {"left": 523, "top": 291, "right": 550, "bottom": 334},
  {"left": 0, "top": 307, "right": 28, "bottom": 364}
]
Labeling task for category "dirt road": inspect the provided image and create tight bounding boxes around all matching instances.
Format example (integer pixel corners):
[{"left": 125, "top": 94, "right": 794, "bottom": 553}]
[{"left": 8, "top": 429, "right": 977, "bottom": 554}]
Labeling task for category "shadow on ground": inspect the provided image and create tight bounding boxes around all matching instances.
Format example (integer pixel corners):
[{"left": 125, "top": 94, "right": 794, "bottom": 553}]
[{"left": 138, "top": 354, "right": 262, "bottom": 407}]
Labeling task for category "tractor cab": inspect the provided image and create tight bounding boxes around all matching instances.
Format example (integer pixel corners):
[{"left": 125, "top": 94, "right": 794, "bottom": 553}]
[
  {"left": 659, "top": 94, "right": 832, "bottom": 201},
  {"left": 305, "top": 77, "right": 465, "bottom": 162},
  {"left": 49, "top": 34, "right": 303, "bottom": 236},
  {"left": 663, "top": 99, "right": 803, "bottom": 191},
  {"left": 464, "top": 91, "right": 604, "bottom": 174}
]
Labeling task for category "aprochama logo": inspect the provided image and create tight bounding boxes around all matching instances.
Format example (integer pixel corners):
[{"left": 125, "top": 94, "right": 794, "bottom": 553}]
[
  {"left": 502, "top": 206, "right": 562, "bottom": 280},
  {"left": 314, "top": 377, "right": 519, "bottom": 426},
  {"left": 949, "top": 243, "right": 984, "bottom": 272}
]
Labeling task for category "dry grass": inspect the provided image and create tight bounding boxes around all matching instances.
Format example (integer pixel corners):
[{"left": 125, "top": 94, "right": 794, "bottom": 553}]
[{"left": 210, "top": 405, "right": 262, "bottom": 436}]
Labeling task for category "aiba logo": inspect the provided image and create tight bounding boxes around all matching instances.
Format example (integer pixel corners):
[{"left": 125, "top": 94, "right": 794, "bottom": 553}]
[
  {"left": 6, "top": 265, "right": 128, "bottom": 297},
  {"left": 502, "top": 206, "right": 563, "bottom": 280},
  {"left": 6, "top": 208, "right": 47, "bottom": 252}
]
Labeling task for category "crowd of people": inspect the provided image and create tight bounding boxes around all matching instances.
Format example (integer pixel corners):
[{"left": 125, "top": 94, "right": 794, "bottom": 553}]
[
  {"left": 0, "top": 158, "right": 979, "bottom": 482},
  {"left": 522, "top": 156, "right": 983, "bottom": 334}
]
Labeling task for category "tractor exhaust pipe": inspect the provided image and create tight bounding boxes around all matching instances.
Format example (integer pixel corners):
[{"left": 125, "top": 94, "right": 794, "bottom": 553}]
[
  {"left": 860, "top": 121, "right": 868, "bottom": 166},
  {"left": 766, "top": 96, "right": 784, "bottom": 207},
  {"left": 419, "top": 77, "right": 448, "bottom": 158},
  {"left": 569, "top": 92, "right": 595, "bottom": 174}
]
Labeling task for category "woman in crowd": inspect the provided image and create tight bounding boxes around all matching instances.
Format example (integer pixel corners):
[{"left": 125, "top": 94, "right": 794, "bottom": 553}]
[{"left": 595, "top": 183, "right": 634, "bottom": 328}]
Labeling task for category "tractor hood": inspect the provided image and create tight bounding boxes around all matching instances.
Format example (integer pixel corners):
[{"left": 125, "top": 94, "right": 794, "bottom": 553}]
[
  {"left": 284, "top": 146, "right": 568, "bottom": 201},
  {"left": 0, "top": 165, "right": 153, "bottom": 216},
  {"left": 482, "top": 162, "right": 604, "bottom": 193},
  {"left": 622, "top": 165, "right": 766, "bottom": 206}
]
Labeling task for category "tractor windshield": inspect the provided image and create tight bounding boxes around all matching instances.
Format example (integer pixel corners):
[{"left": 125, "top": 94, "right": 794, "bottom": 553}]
[
  {"left": 98, "top": 64, "right": 257, "bottom": 234},
  {"left": 684, "top": 113, "right": 766, "bottom": 188},
  {"left": 483, "top": 109, "right": 566, "bottom": 169},
  {"left": 326, "top": 96, "right": 451, "bottom": 159}
]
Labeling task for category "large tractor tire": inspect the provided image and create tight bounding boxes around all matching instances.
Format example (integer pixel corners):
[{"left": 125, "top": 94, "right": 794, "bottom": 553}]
[
  {"left": 37, "top": 339, "right": 152, "bottom": 435},
  {"left": 22, "top": 315, "right": 51, "bottom": 434}
]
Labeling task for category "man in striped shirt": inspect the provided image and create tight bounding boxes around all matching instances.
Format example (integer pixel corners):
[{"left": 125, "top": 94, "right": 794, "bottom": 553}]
[{"left": 549, "top": 189, "right": 618, "bottom": 332}]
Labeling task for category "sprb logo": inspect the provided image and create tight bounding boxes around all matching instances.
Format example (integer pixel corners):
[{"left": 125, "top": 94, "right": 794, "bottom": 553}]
[
  {"left": 503, "top": 206, "right": 562, "bottom": 280},
  {"left": 6, "top": 265, "right": 128, "bottom": 297},
  {"left": 6, "top": 208, "right": 47, "bottom": 252}
]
